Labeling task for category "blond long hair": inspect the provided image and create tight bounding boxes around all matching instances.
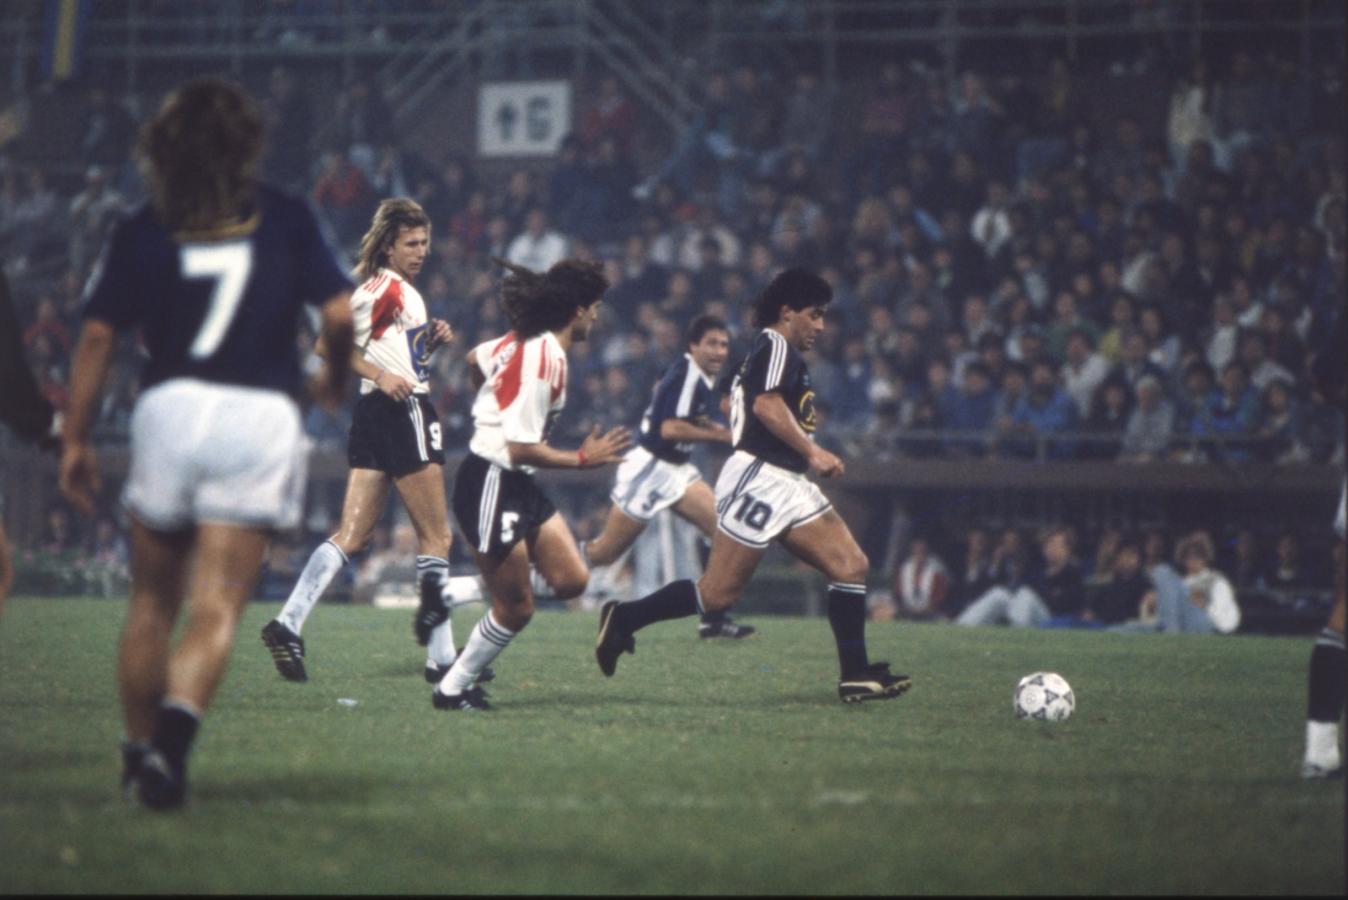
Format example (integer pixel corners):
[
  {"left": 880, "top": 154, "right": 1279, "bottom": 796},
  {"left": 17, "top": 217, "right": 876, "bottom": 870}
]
[{"left": 355, "top": 198, "right": 430, "bottom": 280}]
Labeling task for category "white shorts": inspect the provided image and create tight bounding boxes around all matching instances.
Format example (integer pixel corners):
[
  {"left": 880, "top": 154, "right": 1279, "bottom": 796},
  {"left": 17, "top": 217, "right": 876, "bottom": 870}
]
[
  {"left": 713, "top": 450, "right": 832, "bottom": 548},
  {"left": 123, "top": 378, "right": 308, "bottom": 532},
  {"left": 610, "top": 445, "right": 703, "bottom": 522}
]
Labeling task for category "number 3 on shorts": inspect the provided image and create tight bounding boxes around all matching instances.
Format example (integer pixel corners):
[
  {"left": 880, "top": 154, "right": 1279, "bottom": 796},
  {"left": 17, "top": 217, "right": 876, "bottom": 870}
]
[{"left": 500, "top": 511, "right": 520, "bottom": 544}]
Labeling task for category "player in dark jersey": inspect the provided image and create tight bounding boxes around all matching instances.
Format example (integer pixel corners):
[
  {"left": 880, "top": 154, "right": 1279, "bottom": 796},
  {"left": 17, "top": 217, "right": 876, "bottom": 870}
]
[
  {"left": 1300, "top": 309, "right": 1345, "bottom": 778},
  {"left": 58, "top": 79, "right": 355, "bottom": 810},
  {"left": 0, "top": 266, "right": 59, "bottom": 618},
  {"left": 582, "top": 314, "right": 757, "bottom": 639},
  {"left": 595, "top": 268, "right": 911, "bottom": 703}
]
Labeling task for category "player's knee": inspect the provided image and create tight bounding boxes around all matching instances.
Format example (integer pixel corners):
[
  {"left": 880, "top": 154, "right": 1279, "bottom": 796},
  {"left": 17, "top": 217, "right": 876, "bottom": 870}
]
[
  {"left": 496, "top": 600, "right": 534, "bottom": 632},
  {"left": 835, "top": 549, "right": 869, "bottom": 585},
  {"left": 551, "top": 569, "right": 589, "bottom": 600}
]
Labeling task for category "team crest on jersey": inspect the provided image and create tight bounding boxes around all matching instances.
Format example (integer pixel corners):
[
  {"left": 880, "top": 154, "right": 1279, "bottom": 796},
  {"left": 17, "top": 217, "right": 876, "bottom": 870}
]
[
  {"left": 406, "top": 324, "right": 430, "bottom": 382},
  {"left": 799, "top": 390, "right": 817, "bottom": 433}
]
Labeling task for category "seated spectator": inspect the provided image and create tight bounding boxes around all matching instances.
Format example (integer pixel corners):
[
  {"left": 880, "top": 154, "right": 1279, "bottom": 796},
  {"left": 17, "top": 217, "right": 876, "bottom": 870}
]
[
  {"left": 1204, "top": 295, "right": 1241, "bottom": 374},
  {"left": 1172, "top": 530, "right": 1242, "bottom": 634},
  {"left": 1080, "top": 375, "right": 1132, "bottom": 460},
  {"left": 1252, "top": 377, "right": 1306, "bottom": 462},
  {"left": 1097, "top": 291, "right": 1138, "bottom": 364},
  {"left": 1264, "top": 531, "right": 1312, "bottom": 591},
  {"left": 1118, "top": 374, "right": 1175, "bottom": 462},
  {"left": 1000, "top": 360, "right": 1078, "bottom": 459},
  {"left": 1044, "top": 290, "right": 1100, "bottom": 364},
  {"left": 1112, "top": 328, "right": 1168, "bottom": 390},
  {"left": 1084, "top": 538, "right": 1151, "bottom": 626},
  {"left": 894, "top": 537, "right": 951, "bottom": 620},
  {"left": 950, "top": 526, "right": 996, "bottom": 618},
  {"left": 1198, "top": 360, "right": 1260, "bottom": 462},
  {"left": 956, "top": 525, "right": 1084, "bottom": 627},
  {"left": 944, "top": 360, "right": 998, "bottom": 457},
  {"left": 506, "top": 207, "right": 568, "bottom": 273},
  {"left": 1060, "top": 328, "right": 1110, "bottom": 418},
  {"left": 1237, "top": 328, "right": 1296, "bottom": 392},
  {"left": 1084, "top": 526, "right": 1124, "bottom": 586},
  {"left": 1138, "top": 304, "right": 1182, "bottom": 376}
]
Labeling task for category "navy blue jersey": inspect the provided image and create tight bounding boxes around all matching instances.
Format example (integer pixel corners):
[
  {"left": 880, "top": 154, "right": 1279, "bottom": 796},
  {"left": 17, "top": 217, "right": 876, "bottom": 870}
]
[
  {"left": 82, "top": 184, "right": 352, "bottom": 396},
  {"left": 728, "top": 329, "right": 816, "bottom": 473},
  {"left": 636, "top": 353, "right": 721, "bottom": 463}
]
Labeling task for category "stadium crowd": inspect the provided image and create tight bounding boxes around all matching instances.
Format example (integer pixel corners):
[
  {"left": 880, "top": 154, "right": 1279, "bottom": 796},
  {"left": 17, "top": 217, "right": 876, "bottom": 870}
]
[{"left": 2, "top": 44, "right": 1344, "bottom": 611}]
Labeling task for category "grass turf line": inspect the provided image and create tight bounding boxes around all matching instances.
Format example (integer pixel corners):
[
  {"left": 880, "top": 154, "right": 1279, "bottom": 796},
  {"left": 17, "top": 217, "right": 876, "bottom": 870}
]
[{"left": 0, "top": 597, "right": 1342, "bottom": 894}]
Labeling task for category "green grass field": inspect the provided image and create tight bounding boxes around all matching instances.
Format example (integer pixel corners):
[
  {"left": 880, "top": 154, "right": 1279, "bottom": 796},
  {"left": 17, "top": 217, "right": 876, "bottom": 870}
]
[{"left": 0, "top": 596, "right": 1342, "bottom": 895}]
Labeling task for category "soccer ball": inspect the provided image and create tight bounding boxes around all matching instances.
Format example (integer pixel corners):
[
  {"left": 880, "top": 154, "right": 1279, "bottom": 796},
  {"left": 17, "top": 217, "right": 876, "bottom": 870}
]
[{"left": 1013, "top": 672, "right": 1075, "bottom": 721}]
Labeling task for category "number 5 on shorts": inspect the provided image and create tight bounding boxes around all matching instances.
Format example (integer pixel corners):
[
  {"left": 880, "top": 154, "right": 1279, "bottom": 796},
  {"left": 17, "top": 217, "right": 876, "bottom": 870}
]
[{"left": 500, "top": 511, "right": 520, "bottom": 544}]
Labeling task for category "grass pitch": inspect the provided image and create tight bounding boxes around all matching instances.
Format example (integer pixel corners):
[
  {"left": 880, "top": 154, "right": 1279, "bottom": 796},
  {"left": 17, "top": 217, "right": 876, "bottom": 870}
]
[{"left": 0, "top": 596, "right": 1342, "bottom": 895}]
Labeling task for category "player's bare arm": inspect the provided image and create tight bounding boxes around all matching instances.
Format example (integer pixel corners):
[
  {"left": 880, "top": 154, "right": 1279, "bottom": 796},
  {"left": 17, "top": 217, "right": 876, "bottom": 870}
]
[
  {"left": 659, "top": 417, "right": 731, "bottom": 444},
  {"left": 752, "top": 391, "right": 843, "bottom": 477},
  {"left": 427, "top": 318, "right": 454, "bottom": 351},
  {"left": 307, "top": 290, "right": 355, "bottom": 411},
  {"left": 58, "top": 318, "right": 118, "bottom": 515},
  {"left": 507, "top": 424, "right": 631, "bottom": 470}
]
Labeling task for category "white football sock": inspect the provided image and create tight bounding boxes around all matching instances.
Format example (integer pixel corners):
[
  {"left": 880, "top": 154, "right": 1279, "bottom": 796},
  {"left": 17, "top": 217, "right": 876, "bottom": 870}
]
[
  {"left": 1305, "top": 720, "right": 1342, "bottom": 767},
  {"left": 277, "top": 540, "right": 347, "bottom": 635},
  {"left": 427, "top": 618, "right": 457, "bottom": 668},
  {"left": 438, "top": 611, "right": 516, "bottom": 695}
]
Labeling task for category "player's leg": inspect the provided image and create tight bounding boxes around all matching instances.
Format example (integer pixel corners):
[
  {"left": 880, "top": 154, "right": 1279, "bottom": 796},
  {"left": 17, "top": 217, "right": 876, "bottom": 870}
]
[
  {"left": 432, "top": 541, "right": 532, "bottom": 710},
  {"left": 780, "top": 509, "right": 911, "bottom": 702},
  {"left": 117, "top": 520, "right": 191, "bottom": 799},
  {"left": 674, "top": 481, "right": 757, "bottom": 639},
  {"left": 1302, "top": 535, "right": 1345, "bottom": 778},
  {"left": 264, "top": 468, "right": 391, "bottom": 681},
  {"left": 596, "top": 529, "right": 764, "bottom": 676},
  {"left": 528, "top": 511, "right": 590, "bottom": 600},
  {"left": 141, "top": 522, "right": 271, "bottom": 809},
  {"left": 584, "top": 504, "right": 648, "bottom": 568},
  {"left": 394, "top": 462, "right": 456, "bottom": 654}
]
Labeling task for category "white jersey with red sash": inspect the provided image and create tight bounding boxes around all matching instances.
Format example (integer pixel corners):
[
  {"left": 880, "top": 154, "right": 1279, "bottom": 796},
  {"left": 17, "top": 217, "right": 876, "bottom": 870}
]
[
  {"left": 352, "top": 267, "right": 430, "bottom": 395},
  {"left": 467, "top": 330, "right": 567, "bottom": 473}
]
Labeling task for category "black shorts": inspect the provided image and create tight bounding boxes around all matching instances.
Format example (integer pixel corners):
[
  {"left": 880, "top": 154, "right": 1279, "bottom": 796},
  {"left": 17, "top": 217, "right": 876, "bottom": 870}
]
[
  {"left": 347, "top": 392, "right": 445, "bottom": 477},
  {"left": 452, "top": 452, "right": 557, "bottom": 559}
]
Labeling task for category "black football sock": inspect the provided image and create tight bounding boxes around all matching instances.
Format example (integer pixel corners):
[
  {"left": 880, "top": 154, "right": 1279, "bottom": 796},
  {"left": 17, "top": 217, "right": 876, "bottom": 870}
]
[
  {"left": 417, "top": 555, "right": 449, "bottom": 608},
  {"left": 152, "top": 701, "right": 201, "bottom": 776},
  {"left": 827, "top": 582, "right": 870, "bottom": 678},
  {"left": 614, "top": 579, "right": 701, "bottom": 633},
  {"left": 1307, "top": 628, "right": 1346, "bottom": 722},
  {"left": 700, "top": 607, "right": 727, "bottom": 625}
]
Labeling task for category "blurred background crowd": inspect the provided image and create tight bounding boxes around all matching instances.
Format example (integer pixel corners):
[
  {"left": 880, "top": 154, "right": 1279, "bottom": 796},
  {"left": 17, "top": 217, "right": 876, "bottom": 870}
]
[{"left": 0, "top": 0, "right": 1342, "bottom": 629}]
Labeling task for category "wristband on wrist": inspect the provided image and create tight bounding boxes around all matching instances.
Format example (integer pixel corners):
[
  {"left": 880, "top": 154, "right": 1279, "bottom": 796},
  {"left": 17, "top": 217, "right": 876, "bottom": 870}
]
[{"left": 576, "top": 448, "right": 588, "bottom": 468}]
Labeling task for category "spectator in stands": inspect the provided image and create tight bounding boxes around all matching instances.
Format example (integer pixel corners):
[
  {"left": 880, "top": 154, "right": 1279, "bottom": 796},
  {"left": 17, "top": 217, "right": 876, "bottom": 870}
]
[
  {"left": 312, "top": 147, "right": 373, "bottom": 248},
  {"left": 1198, "top": 360, "right": 1259, "bottom": 462},
  {"left": 67, "top": 165, "right": 124, "bottom": 274},
  {"left": 1220, "top": 527, "right": 1265, "bottom": 592},
  {"left": 1113, "top": 328, "right": 1167, "bottom": 391},
  {"left": 1264, "top": 531, "right": 1312, "bottom": 592},
  {"left": 1080, "top": 375, "right": 1132, "bottom": 460},
  {"left": 505, "top": 207, "right": 568, "bottom": 273},
  {"left": 259, "top": 65, "right": 313, "bottom": 191},
  {"left": 1204, "top": 295, "right": 1240, "bottom": 374},
  {"left": 1174, "top": 530, "right": 1242, "bottom": 634},
  {"left": 956, "top": 525, "right": 1084, "bottom": 627},
  {"left": 579, "top": 76, "right": 637, "bottom": 157},
  {"left": 23, "top": 295, "right": 72, "bottom": 357},
  {"left": 80, "top": 85, "right": 138, "bottom": 170},
  {"left": 1085, "top": 538, "right": 1150, "bottom": 626},
  {"left": 999, "top": 359, "right": 1078, "bottom": 459},
  {"left": 944, "top": 360, "right": 997, "bottom": 457},
  {"left": 1252, "top": 377, "right": 1306, "bottom": 463},
  {"left": 1167, "top": 58, "right": 1219, "bottom": 170},
  {"left": 1119, "top": 374, "right": 1175, "bottom": 462},
  {"left": 894, "top": 537, "right": 951, "bottom": 621},
  {"left": 761, "top": 70, "right": 833, "bottom": 177},
  {"left": 1237, "top": 328, "right": 1296, "bottom": 392},
  {"left": 335, "top": 78, "right": 394, "bottom": 176},
  {"left": 1138, "top": 304, "right": 1181, "bottom": 376},
  {"left": 1060, "top": 327, "right": 1109, "bottom": 418},
  {"left": 947, "top": 526, "right": 994, "bottom": 620}
]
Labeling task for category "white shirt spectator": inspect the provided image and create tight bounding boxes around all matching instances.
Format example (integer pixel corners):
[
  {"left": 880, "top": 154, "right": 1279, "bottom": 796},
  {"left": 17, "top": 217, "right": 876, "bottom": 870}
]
[
  {"left": 1183, "top": 568, "right": 1240, "bottom": 634},
  {"left": 1061, "top": 352, "right": 1110, "bottom": 418}
]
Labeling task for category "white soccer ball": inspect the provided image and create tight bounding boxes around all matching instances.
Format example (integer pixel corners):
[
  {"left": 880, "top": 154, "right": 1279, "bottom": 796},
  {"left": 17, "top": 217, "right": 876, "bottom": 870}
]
[{"left": 1013, "top": 671, "right": 1075, "bottom": 721}]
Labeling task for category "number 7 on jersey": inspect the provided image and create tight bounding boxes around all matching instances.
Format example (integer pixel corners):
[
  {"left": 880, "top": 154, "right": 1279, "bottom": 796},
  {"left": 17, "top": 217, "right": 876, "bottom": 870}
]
[{"left": 181, "top": 241, "right": 254, "bottom": 359}]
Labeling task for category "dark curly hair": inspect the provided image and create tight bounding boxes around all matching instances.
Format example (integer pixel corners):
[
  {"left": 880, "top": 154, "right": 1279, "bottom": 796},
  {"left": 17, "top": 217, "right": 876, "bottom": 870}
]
[
  {"left": 138, "top": 78, "right": 264, "bottom": 235},
  {"left": 752, "top": 268, "right": 832, "bottom": 328},
  {"left": 493, "top": 257, "right": 610, "bottom": 339}
]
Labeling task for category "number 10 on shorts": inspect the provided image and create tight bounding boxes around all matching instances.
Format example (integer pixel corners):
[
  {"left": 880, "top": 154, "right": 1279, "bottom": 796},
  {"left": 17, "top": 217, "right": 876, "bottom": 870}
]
[{"left": 732, "top": 494, "right": 773, "bottom": 530}]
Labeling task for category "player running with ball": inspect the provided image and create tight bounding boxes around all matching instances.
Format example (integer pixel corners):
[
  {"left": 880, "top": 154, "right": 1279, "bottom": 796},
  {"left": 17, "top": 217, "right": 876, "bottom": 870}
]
[
  {"left": 595, "top": 268, "right": 912, "bottom": 703},
  {"left": 432, "top": 258, "right": 629, "bottom": 711}
]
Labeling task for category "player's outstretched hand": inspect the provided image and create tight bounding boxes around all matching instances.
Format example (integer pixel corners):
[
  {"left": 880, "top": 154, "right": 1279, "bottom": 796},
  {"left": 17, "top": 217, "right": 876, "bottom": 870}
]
[
  {"left": 808, "top": 446, "right": 845, "bottom": 479},
  {"left": 579, "top": 424, "right": 631, "bottom": 467},
  {"left": 374, "top": 370, "right": 417, "bottom": 402},
  {"left": 58, "top": 442, "right": 101, "bottom": 516},
  {"left": 428, "top": 318, "right": 454, "bottom": 351}
]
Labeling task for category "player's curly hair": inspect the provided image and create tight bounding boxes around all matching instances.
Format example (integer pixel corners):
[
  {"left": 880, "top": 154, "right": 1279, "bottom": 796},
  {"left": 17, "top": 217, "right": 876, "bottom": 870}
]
[
  {"left": 356, "top": 198, "right": 432, "bottom": 280},
  {"left": 138, "top": 78, "right": 264, "bottom": 235},
  {"left": 492, "top": 257, "right": 609, "bottom": 339},
  {"left": 752, "top": 268, "right": 832, "bottom": 328}
]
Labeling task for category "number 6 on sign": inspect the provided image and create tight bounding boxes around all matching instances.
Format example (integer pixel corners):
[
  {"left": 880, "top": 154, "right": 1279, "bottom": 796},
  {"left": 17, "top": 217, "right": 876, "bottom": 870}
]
[{"left": 181, "top": 242, "right": 254, "bottom": 359}]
